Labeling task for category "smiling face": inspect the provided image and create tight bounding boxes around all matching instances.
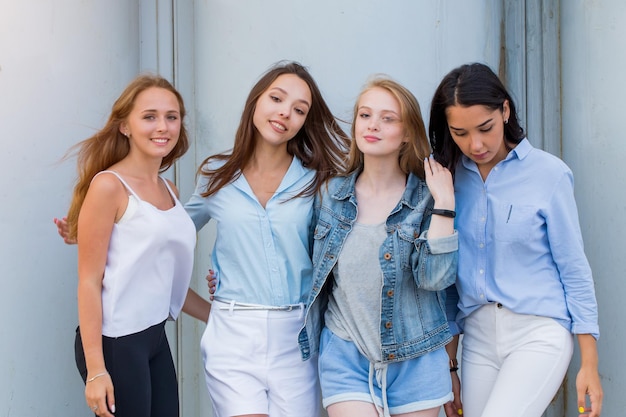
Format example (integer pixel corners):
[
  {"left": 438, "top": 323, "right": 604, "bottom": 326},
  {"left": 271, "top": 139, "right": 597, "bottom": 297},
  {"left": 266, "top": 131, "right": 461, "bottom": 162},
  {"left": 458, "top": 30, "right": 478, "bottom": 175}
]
[
  {"left": 445, "top": 101, "right": 510, "bottom": 178},
  {"left": 252, "top": 73, "right": 312, "bottom": 148},
  {"left": 120, "top": 86, "right": 181, "bottom": 159},
  {"left": 354, "top": 87, "right": 407, "bottom": 159}
]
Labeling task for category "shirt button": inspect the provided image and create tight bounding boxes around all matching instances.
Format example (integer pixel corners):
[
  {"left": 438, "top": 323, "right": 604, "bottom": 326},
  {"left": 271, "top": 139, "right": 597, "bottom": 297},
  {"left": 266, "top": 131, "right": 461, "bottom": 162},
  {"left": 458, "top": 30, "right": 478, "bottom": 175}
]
[
  {"left": 479, "top": 294, "right": 484, "bottom": 299},
  {"left": 384, "top": 253, "right": 392, "bottom": 260},
  {"left": 387, "top": 290, "right": 394, "bottom": 297},
  {"left": 479, "top": 269, "right": 484, "bottom": 275},
  {"left": 385, "top": 322, "right": 392, "bottom": 329},
  {"left": 479, "top": 243, "right": 484, "bottom": 248}
]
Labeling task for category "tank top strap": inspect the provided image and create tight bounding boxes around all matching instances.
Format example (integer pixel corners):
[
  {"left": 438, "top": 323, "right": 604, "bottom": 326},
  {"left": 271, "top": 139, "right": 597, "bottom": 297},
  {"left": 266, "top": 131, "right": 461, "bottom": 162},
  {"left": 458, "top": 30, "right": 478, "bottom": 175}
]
[
  {"left": 92, "top": 170, "right": 140, "bottom": 198},
  {"left": 160, "top": 176, "right": 178, "bottom": 201}
]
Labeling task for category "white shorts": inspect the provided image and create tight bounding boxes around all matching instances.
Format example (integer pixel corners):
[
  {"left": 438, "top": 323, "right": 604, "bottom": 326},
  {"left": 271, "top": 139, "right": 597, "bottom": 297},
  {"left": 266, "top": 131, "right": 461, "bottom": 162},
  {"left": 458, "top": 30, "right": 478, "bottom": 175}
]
[{"left": 200, "top": 300, "right": 320, "bottom": 417}]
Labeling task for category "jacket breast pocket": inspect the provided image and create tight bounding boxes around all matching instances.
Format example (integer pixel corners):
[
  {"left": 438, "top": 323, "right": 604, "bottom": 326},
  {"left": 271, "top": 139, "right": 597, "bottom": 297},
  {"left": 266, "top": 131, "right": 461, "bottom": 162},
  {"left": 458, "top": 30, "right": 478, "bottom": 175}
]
[
  {"left": 397, "top": 223, "right": 420, "bottom": 270},
  {"left": 312, "top": 220, "right": 332, "bottom": 266}
]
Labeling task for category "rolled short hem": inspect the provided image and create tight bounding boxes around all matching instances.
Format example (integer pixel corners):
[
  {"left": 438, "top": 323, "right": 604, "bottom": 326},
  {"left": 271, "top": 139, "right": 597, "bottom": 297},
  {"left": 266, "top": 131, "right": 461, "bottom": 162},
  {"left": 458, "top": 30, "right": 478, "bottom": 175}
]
[{"left": 323, "top": 391, "right": 453, "bottom": 414}]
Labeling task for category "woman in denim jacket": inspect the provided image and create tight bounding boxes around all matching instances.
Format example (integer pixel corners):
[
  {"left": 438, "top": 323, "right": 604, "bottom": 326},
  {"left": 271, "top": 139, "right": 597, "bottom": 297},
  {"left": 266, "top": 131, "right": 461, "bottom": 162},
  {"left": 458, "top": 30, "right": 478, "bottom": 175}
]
[{"left": 298, "top": 76, "right": 458, "bottom": 417}]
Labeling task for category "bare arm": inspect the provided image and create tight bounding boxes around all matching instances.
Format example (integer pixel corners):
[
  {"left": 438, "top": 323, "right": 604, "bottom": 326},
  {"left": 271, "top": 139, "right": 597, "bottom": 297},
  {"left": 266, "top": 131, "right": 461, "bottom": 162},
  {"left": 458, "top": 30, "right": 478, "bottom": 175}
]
[
  {"left": 443, "top": 335, "right": 463, "bottom": 416},
  {"left": 576, "top": 334, "right": 603, "bottom": 416},
  {"left": 77, "top": 174, "right": 126, "bottom": 416},
  {"left": 182, "top": 288, "right": 211, "bottom": 322}
]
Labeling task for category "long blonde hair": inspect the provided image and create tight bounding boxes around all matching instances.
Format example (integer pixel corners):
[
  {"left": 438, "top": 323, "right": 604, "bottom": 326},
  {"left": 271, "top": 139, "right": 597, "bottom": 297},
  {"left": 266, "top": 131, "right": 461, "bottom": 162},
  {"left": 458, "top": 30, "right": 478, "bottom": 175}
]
[
  {"left": 66, "top": 75, "right": 189, "bottom": 240},
  {"left": 345, "top": 76, "right": 430, "bottom": 178}
]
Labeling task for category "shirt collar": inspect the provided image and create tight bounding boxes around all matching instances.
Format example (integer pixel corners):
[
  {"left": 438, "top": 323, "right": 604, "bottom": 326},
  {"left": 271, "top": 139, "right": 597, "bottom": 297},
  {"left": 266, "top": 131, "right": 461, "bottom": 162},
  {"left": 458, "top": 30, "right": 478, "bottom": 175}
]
[
  {"left": 461, "top": 137, "right": 532, "bottom": 169},
  {"left": 509, "top": 137, "right": 532, "bottom": 160},
  {"left": 233, "top": 155, "right": 312, "bottom": 195}
]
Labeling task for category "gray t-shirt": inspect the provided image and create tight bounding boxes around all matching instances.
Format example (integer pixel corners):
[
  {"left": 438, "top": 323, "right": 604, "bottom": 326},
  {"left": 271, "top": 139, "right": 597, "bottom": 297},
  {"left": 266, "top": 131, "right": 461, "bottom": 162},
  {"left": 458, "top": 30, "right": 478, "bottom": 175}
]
[{"left": 325, "top": 221, "right": 386, "bottom": 362}]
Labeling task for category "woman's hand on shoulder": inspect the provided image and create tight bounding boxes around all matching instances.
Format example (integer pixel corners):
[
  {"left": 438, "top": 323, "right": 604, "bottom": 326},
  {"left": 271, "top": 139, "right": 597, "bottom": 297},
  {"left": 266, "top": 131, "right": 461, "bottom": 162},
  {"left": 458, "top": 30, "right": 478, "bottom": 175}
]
[{"left": 424, "top": 156, "right": 454, "bottom": 208}]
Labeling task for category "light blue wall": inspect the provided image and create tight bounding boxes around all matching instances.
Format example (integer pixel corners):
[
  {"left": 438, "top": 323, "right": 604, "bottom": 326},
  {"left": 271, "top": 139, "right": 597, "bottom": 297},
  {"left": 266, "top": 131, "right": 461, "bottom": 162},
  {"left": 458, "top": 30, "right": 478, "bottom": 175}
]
[
  {"left": 561, "top": 1, "right": 626, "bottom": 416},
  {"left": 0, "top": 1, "right": 140, "bottom": 415}
]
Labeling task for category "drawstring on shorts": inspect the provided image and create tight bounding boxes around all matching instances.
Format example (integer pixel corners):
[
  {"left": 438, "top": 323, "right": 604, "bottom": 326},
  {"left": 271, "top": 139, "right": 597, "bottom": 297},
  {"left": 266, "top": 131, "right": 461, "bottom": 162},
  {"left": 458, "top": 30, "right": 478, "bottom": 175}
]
[{"left": 368, "top": 362, "right": 391, "bottom": 417}]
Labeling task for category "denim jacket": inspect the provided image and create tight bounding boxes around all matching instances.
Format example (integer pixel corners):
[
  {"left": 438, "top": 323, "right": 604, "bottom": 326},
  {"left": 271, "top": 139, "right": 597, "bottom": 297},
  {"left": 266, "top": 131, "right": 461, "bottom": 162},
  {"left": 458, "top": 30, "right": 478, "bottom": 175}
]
[{"left": 298, "top": 170, "right": 458, "bottom": 363}]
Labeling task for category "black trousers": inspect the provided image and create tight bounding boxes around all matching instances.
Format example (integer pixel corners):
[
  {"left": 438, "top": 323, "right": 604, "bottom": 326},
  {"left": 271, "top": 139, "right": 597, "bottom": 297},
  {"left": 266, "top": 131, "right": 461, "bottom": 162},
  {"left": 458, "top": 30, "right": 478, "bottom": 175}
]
[{"left": 75, "top": 321, "right": 179, "bottom": 417}]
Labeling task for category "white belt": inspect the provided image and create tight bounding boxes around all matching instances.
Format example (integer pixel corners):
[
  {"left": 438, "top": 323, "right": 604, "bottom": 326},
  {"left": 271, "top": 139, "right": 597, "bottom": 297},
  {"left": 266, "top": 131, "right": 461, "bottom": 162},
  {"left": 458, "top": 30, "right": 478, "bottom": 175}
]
[{"left": 214, "top": 297, "right": 304, "bottom": 312}]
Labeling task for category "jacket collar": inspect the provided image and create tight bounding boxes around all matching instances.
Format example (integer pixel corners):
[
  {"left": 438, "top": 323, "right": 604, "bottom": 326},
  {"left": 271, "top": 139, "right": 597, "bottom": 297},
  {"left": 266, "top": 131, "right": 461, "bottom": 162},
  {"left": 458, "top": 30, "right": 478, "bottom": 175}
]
[{"left": 330, "top": 169, "right": 427, "bottom": 211}]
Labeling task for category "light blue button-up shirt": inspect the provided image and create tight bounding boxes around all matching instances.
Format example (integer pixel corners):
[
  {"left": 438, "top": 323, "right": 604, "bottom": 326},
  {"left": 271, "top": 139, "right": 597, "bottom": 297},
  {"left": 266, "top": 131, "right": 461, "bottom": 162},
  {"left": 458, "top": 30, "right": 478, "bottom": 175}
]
[
  {"left": 184, "top": 157, "right": 315, "bottom": 306},
  {"left": 453, "top": 138, "right": 599, "bottom": 339}
]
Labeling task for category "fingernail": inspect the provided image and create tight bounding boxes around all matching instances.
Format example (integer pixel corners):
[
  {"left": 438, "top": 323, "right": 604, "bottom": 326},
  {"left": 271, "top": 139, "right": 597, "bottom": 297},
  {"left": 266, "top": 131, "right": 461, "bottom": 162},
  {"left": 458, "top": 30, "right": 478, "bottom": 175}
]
[
  {"left": 578, "top": 406, "right": 585, "bottom": 413},
  {"left": 457, "top": 409, "right": 463, "bottom": 415},
  {"left": 111, "top": 404, "right": 116, "bottom": 413}
]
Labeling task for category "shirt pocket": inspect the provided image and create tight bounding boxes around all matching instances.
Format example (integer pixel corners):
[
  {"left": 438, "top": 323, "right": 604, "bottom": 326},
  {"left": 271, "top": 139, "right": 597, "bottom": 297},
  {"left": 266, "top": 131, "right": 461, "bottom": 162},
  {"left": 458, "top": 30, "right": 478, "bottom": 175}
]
[{"left": 494, "top": 203, "right": 536, "bottom": 243}]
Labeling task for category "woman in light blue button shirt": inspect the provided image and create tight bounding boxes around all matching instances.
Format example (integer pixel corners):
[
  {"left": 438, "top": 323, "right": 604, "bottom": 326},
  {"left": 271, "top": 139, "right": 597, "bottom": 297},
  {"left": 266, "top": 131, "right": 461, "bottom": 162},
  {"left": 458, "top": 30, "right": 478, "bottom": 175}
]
[
  {"left": 187, "top": 61, "right": 350, "bottom": 417},
  {"left": 429, "top": 63, "right": 603, "bottom": 417}
]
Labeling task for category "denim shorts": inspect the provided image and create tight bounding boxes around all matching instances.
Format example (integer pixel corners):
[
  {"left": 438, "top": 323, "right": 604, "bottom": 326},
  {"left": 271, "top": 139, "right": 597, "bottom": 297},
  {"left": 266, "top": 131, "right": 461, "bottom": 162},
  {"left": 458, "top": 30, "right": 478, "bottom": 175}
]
[{"left": 318, "top": 326, "right": 452, "bottom": 414}]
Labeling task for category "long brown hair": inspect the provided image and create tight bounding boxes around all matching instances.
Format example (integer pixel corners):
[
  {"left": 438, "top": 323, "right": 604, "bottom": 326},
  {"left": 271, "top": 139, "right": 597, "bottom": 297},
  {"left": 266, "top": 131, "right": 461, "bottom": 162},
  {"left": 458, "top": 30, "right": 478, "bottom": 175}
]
[
  {"left": 66, "top": 74, "right": 189, "bottom": 240},
  {"left": 198, "top": 61, "right": 350, "bottom": 198},
  {"left": 345, "top": 76, "right": 430, "bottom": 179}
]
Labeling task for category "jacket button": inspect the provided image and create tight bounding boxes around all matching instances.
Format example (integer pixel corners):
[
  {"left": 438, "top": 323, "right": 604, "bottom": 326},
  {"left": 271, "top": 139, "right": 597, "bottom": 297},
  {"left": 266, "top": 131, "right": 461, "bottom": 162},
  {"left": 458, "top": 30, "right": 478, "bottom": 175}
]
[
  {"left": 383, "top": 253, "right": 392, "bottom": 260},
  {"left": 414, "top": 231, "right": 419, "bottom": 238},
  {"left": 387, "top": 290, "right": 394, "bottom": 297},
  {"left": 385, "top": 322, "right": 392, "bottom": 329},
  {"left": 388, "top": 353, "right": 396, "bottom": 359}
]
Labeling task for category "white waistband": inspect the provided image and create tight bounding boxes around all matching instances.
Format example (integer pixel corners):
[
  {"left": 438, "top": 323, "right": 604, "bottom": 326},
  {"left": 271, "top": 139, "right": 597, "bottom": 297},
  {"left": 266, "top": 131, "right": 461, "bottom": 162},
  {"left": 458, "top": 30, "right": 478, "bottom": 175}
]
[{"left": 214, "top": 297, "right": 304, "bottom": 312}]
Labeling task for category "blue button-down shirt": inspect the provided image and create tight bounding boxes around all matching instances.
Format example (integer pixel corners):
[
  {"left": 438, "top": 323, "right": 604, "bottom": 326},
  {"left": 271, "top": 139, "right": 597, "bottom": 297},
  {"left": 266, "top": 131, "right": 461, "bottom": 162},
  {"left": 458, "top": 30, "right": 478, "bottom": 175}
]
[
  {"left": 453, "top": 138, "right": 599, "bottom": 338},
  {"left": 184, "top": 157, "right": 315, "bottom": 306}
]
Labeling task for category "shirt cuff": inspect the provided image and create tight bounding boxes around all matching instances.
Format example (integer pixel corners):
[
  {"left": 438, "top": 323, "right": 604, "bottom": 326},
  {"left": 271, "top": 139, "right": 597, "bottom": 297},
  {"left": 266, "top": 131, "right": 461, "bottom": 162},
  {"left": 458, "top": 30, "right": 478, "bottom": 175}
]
[{"left": 419, "top": 230, "right": 458, "bottom": 254}]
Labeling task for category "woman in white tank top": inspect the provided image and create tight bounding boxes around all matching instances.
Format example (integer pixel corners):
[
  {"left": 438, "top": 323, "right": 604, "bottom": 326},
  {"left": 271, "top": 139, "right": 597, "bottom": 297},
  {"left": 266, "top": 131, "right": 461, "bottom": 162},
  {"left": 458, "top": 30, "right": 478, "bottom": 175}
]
[{"left": 59, "top": 75, "right": 210, "bottom": 417}]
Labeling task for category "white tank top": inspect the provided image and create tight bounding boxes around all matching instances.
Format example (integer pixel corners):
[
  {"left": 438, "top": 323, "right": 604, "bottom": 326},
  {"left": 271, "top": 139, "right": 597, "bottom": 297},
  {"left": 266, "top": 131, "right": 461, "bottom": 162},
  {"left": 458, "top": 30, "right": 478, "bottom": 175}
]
[{"left": 97, "top": 171, "right": 196, "bottom": 337}]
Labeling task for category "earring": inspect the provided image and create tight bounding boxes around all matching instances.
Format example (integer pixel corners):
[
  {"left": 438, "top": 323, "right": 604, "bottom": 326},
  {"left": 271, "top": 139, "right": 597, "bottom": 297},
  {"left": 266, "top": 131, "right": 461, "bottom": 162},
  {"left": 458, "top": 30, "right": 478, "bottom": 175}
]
[{"left": 504, "top": 119, "right": 509, "bottom": 125}]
